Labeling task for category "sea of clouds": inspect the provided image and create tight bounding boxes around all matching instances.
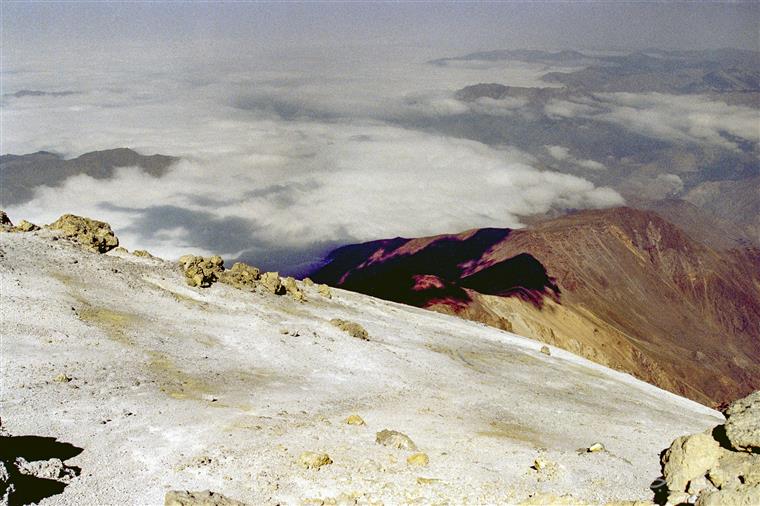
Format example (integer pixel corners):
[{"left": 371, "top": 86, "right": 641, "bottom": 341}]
[{"left": 3, "top": 45, "right": 755, "bottom": 272}]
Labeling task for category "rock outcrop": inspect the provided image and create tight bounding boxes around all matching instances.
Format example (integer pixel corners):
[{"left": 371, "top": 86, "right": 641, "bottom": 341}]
[
  {"left": 178, "top": 255, "right": 224, "bottom": 288},
  {"left": 659, "top": 390, "right": 760, "bottom": 505},
  {"left": 0, "top": 210, "right": 11, "bottom": 227},
  {"left": 218, "top": 262, "right": 260, "bottom": 291},
  {"left": 48, "top": 214, "right": 119, "bottom": 253},
  {"left": 16, "top": 220, "right": 40, "bottom": 232}
]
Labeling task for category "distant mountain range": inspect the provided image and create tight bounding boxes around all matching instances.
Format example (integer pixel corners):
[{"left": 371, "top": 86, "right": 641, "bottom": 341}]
[
  {"left": 0, "top": 148, "right": 178, "bottom": 206},
  {"left": 431, "top": 48, "right": 760, "bottom": 98},
  {"left": 311, "top": 206, "right": 760, "bottom": 407}
]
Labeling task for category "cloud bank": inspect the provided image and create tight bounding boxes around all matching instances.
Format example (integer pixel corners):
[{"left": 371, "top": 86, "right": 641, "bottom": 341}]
[{"left": 0, "top": 47, "right": 628, "bottom": 272}]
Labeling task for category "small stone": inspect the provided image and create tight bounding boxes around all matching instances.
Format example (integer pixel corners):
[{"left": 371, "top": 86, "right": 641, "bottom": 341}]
[
  {"left": 407, "top": 453, "right": 429, "bottom": 466},
  {"left": 588, "top": 442, "right": 605, "bottom": 453},
  {"left": 540, "top": 345, "right": 551, "bottom": 356},
  {"left": 345, "top": 415, "right": 366, "bottom": 426},
  {"left": 416, "top": 477, "right": 440, "bottom": 485},
  {"left": 164, "top": 490, "right": 247, "bottom": 506},
  {"left": 376, "top": 429, "right": 417, "bottom": 450},
  {"left": 132, "top": 249, "right": 154, "bottom": 258},
  {"left": 298, "top": 451, "right": 333, "bottom": 469},
  {"left": 54, "top": 374, "right": 72, "bottom": 383},
  {"left": 302, "top": 277, "right": 315, "bottom": 286}
]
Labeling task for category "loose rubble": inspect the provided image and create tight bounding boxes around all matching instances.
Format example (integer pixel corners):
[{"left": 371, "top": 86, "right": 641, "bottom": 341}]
[
  {"left": 48, "top": 214, "right": 119, "bottom": 253},
  {"left": 658, "top": 389, "right": 760, "bottom": 505}
]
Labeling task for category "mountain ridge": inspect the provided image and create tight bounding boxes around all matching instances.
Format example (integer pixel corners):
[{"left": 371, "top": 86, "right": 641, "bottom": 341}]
[{"left": 311, "top": 206, "right": 760, "bottom": 406}]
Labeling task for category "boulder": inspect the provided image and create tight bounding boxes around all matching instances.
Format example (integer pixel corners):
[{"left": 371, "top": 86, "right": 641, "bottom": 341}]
[
  {"left": 178, "top": 255, "right": 224, "bottom": 288},
  {"left": 696, "top": 485, "right": 760, "bottom": 506},
  {"left": 375, "top": 429, "right": 417, "bottom": 450},
  {"left": 260, "top": 272, "right": 285, "bottom": 295},
  {"left": 132, "top": 249, "right": 154, "bottom": 258},
  {"left": 662, "top": 431, "right": 723, "bottom": 492},
  {"left": 657, "top": 391, "right": 760, "bottom": 505},
  {"left": 330, "top": 319, "right": 369, "bottom": 341},
  {"left": 283, "top": 277, "right": 306, "bottom": 302},
  {"left": 164, "top": 490, "right": 247, "bottom": 506},
  {"left": 298, "top": 451, "right": 332, "bottom": 469},
  {"left": 15, "top": 220, "right": 40, "bottom": 232},
  {"left": 708, "top": 452, "right": 760, "bottom": 488},
  {"left": 218, "top": 262, "right": 261, "bottom": 291},
  {"left": 724, "top": 390, "right": 760, "bottom": 453},
  {"left": 302, "top": 277, "right": 315, "bottom": 286},
  {"left": 0, "top": 210, "right": 11, "bottom": 226},
  {"left": 48, "top": 214, "right": 119, "bottom": 253},
  {"left": 318, "top": 284, "right": 333, "bottom": 299}
]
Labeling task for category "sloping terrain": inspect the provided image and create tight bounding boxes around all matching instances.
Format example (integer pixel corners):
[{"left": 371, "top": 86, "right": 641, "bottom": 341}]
[
  {"left": 0, "top": 223, "right": 722, "bottom": 505},
  {"left": 311, "top": 207, "right": 760, "bottom": 407}
]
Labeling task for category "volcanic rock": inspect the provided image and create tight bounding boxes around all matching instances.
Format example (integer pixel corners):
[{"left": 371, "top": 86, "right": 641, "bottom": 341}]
[
  {"left": 178, "top": 255, "right": 224, "bottom": 288},
  {"left": 48, "top": 214, "right": 119, "bottom": 253}
]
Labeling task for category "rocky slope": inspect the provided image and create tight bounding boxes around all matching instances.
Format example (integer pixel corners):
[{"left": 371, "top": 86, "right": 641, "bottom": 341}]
[
  {"left": 311, "top": 207, "right": 760, "bottom": 407},
  {"left": 0, "top": 213, "right": 722, "bottom": 505}
]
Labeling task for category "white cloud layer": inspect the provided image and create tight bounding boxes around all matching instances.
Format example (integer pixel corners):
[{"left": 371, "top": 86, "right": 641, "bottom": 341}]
[{"left": 2, "top": 47, "right": 627, "bottom": 270}]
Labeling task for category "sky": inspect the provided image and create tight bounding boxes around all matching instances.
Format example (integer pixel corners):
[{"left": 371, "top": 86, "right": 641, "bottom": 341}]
[
  {"left": 4, "top": 2, "right": 759, "bottom": 55},
  {"left": 1, "top": 2, "right": 758, "bottom": 273}
]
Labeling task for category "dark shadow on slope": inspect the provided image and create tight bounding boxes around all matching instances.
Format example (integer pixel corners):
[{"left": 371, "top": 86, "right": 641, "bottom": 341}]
[
  {"left": 312, "top": 228, "right": 560, "bottom": 310},
  {"left": 0, "top": 435, "right": 83, "bottom": 506}
]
